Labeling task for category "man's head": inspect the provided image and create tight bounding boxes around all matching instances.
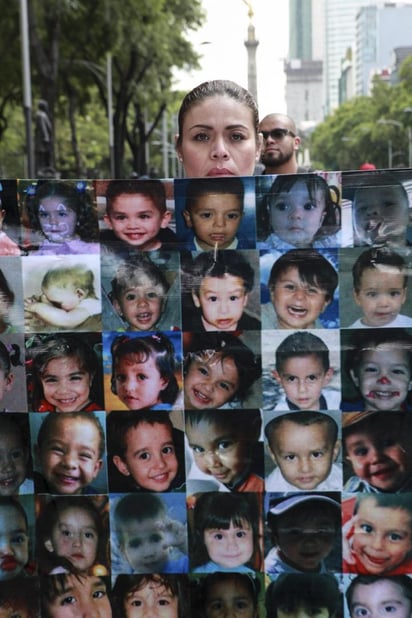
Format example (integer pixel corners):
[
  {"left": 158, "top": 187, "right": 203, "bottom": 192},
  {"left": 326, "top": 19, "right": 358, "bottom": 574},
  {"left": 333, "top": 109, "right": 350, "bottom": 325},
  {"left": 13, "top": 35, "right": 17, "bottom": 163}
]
[{"left": 259, "top": 114, "right": 301, "bottom": 174}]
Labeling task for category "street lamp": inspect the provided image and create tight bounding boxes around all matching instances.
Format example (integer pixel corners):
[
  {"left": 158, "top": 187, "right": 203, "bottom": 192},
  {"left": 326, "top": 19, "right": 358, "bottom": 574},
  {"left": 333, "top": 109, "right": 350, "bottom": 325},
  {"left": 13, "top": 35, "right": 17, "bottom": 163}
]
[
  {"left": 403, "top": 107, "right": 412, "bottom": 168},
  {"left": 377, "top": 119, "right": 402, "bottom": 168}
]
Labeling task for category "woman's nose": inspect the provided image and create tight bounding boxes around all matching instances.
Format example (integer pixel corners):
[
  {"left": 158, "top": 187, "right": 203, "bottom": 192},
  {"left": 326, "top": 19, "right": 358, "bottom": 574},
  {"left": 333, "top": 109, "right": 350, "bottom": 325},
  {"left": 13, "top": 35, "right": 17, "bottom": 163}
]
[{"left": 210, "top": 136, "right": 229, "bottom": 160}]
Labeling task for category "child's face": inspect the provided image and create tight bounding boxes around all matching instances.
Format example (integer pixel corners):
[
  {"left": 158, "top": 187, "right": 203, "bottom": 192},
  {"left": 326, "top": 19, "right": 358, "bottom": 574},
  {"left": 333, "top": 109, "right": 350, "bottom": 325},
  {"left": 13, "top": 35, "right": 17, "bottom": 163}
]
[
  {"left": 186, "top": 420, "right": 251, "bottom": 487},
  {"left": 269, "top": 180, "right": 326, "bottom": 247},
  {"left": 269, "top": 420, "right": 339, "bottom": 490},
  {"left": 113, "top": 421, "right": 178, "bottom": 492},
  {"left": 103, "top": 193, "right": 171, "bottom": 251},
  {"left": 193, "top": 275, "right": 249, "bottom": 332},
  {"left": 183, "top": 193, "right": 243, "bottom": 250},
  {"left": 113, "top": 275, "right": 166, "bottom": 331},
  {"left": 349, "top": 579, "right": 412, "bottom": 618},
  {"left": 204, "top": 520, "right": 254, "bottom": 569},
  {"left": 114, "top": 356, "right": 168, "bottom": 410},
  {"left": 0, "top": 369, "right": 13, "bottom": 403},
  {"left": 119, "top": 518, "right": 169, "bottom": 572},
  {"left": 42, "top": 285, "right": 84, "bottom": 312},
  {"left": 271, "top": 266, "right": 330, "bottom": 329},
  {"left": 0, "top": 429, "right": 28, "bottom": 496},
  {"left": 44, "top": 575, "right": 111, "bottom": 618},
  {"left": 184, "top": 354, "right": 240, "bottom": 409},
  {"left": 353, "top": 497, "right": 412, "bottom": 574},
  {"left": 37, "top": 197, "right": 77, "bottom": 242},
  {"left": 124, "top": 581, "right": 178, "bottom": 618},
  {"left": 205, "top": 578, "right": 257, "bottom": 618},
  {"left": 278, "top": 604, "right": 329, "bottom": 618},
  {"left": 46, "top": 507, "right": 98, "bottom": 572},
  {"left": 0, "top": 505, "right": 28, "bottom": 581},
  {"left": 344, "top": 417, "right": 411, "bottom": 492},
  {"left": 274, "top": 507, "right": 336, "bottom": 571},
  {"left": 353, "top": 186, "right": 409, "bottom": 246},
  {"left": 41, "top": 356, "right": 92, "bottom": 412},
  {"left": 350, "top": 346, "right": 412, "bottom": 412},
  {"left": 38, "top": 416, "right": 103, "bottom": 494},
  {"left": 354, "top": 267, "right": 407, "bottom": 327},
  {"left": 274, "top": 355, "right": 333, "bottom": 410}
]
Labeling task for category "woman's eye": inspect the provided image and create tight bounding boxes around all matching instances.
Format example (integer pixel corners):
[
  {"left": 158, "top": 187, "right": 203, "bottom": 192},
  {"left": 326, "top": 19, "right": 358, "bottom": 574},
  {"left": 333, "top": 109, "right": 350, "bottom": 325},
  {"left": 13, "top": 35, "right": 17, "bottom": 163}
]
[
  {"left": 194, "top": 132, "right": 209, "bottom": 142},
  {"left": 231, "top": 132, "right": 245, "bottom": 141}
]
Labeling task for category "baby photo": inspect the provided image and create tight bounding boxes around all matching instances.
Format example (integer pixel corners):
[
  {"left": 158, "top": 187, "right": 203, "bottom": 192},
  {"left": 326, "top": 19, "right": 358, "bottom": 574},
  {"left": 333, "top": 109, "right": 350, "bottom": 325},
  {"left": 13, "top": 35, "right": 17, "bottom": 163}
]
[
  {"left": 25, "top": 332, "right": 104, "bottom": 412},
  {"left": 264, "top": 410, "right": 342, "bottom": 492},
  {"left": 103, "top": 330, "right": 182, "bottom": 412},
  {"left": 0, "top": 334, "right": 27, "bottom": 412},
  {"left": 343, "top": 411, "right": 412, "bottom": 493},
  {"left": 341, "top": 328, "right": 412, "bottom": 412},
  {"left": 18, "top": 179, "right": 99, "bottom": 255},
  {"left": 260, "top": 248, "right": 339, "bottom": 330},
  {"left": 340, "top": 246, "right": 412, "bottom": 328},
  {"left": 0, "top": 180, "right": 22, "bottom": 256},
  {"left": 185, "top": 408, "right": 264, "bottom": 494},
  {"left": 22, "top": 254, "right": 102, "bottom": 332},
  {"left": 342, "top": 169, "right": 412, "bottom": 248},
  {"left": 30, "top": 410, "right": 108, "bottom": 495},
  {"left": 106, "top": 409, "right": 185, "bottom": 493},
  {"left": 261, "top": 329, "right": 341, "bottom": 412},
  {"left": 101, "top": 250, "right": 182, "bottom": 332},
  {"left": 264, "top": 493, "right": 342, "bottom": 577},
  {"left": 183, "top": 330, "right": 262, "bottom": 410},
  {"left": 189, "top": 491, "right": 263, "bottom": 574},
  {"left": 35, "top": 493, "right": 110, "bottom": 576},
  {"left": 181, "top": 248, "right": 261, "bottom": 332},
  {"left": 256, "top": 171, "right": 341, "bottom": 251},
  {"left": 0, "top": 259, "right": 24, "bottom": 333},
  {"left": 110, "top": 492, "right": 188, "bottom": 575},
  {"left": 342, "top": 492, "right": 412, "bottom": 575},
  {"left": 95, "top": 178, "right": 177, "bottom": 254},
  {"left": 174, "top": 176, "right": 257, "bottom": 250}
]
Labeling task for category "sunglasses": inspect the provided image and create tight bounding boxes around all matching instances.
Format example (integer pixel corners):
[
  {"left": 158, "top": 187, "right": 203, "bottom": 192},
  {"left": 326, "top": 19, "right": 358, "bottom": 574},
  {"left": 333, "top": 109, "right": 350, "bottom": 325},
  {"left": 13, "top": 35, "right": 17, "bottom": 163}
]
[{"left": 261, "top": 128, "right": 296, "bottom": 140}]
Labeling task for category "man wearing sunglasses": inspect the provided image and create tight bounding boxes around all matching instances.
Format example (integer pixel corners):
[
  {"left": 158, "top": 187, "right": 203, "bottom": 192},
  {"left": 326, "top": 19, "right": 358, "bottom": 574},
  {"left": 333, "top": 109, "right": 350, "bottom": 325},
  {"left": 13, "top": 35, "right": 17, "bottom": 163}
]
[{"left": 259, "top": 113, "right": 303, "bottom": 174}]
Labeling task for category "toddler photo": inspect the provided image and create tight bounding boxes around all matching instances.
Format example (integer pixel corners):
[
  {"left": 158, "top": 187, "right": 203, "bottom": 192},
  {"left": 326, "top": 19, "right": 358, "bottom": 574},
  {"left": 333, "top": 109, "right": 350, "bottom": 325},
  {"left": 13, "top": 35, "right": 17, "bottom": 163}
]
[
  {"left": 341, "top": 328, "right": 412, "bottom": 412},
  {"left": 101, "top": 251, "right": 181, "bottom": 332},
  {"left": 181, "top": 249, "right": 261, "bottom": 332},
  {"left": 256, "top": 172, "right": 341, "bottom": 250},
  {"left": 107, "top": 409, "right": 185, "bottom": 493},
  {"left": 97, "top": 178, "right": 177, "bottom": 254},
  {"left": 345, "top": 574, "right": 412, "bottom": 618},
  {"left": 31, "top": 410, "right": 106, "bottom": 495},
  {"left": 23, "top": 255, "right": 102, "bottom": 332},
  {"left": 193, "top": 572, "right": 264, "bottom": 618},
  {"left": 0, "top": 495, "right": 34, "bottom": 581},
  {"left": 342, "top": 493, "right": 412, "bottom": 575},
  {"left": 112, "top": 574, "right": 191, "bottom": 618},
  {"left": 40, "top": 573, "right": 113, "bottom": 618},
  {"left": 343, "top": 411, "right": 412, "bottom": 493},
  {"left": 0, "top": 180, "right": 22, "bottom": 256},
  {"left": 0, "top": 414, "right": 33, "bottom": 495},
  {"left": 19, "top": 179, "right": 100, "bottom": 255},
  {"left": 174, "top": 176, "right": 256, "bottom": 250},
  {"left": 264, "top": 410, "right": 342, "bottom": 491},
  {"left": 264, "top": 493, "right": 341, "bottom": 576},
  {"left": 111, "top": 493, "right": 188, "bottom": 575},
  {"left": 260, "top": 248, "right": 339, "bottom": 330},
  {"left": 0, "top": 335, "right": 26, "bottom": 412},
  {"left": 105, "top": 331, "right": 181, "bottom": 411},
  {"left": 262, "top": 329, "right": 341, "bottom": 412},
  {"left": 340, "top": 246, "right": 412, "bottom": 328},
  {"left": 185, "top": 409, "right": 264, "bottom": 493},
  {"left": 183, "top": 331, "right": 261, "bottom": 410},
  {"left": 0, "top": 261, "right": 24, "bottom": 333},
  {"left": 25, "top": 332, "right": 103, "bottom": 412}
]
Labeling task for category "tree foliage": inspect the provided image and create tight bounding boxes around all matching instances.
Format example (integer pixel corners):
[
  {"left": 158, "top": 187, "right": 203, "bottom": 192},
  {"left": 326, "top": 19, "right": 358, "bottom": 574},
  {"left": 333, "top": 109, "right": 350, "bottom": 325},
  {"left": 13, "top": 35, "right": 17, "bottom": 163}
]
[
  {"left": 310, "top": 58, "right": 412, "bottom": 170},
  {"left": 0, "top": 0, "right": 204, "bottom": 177}
]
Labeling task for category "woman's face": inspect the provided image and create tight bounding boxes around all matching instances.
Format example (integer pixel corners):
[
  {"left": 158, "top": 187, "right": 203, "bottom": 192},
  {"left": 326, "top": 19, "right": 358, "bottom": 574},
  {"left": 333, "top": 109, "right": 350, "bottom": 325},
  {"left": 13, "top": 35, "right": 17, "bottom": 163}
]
[{"left": 176, "top": 95, "right": 260, "bottom": 178}]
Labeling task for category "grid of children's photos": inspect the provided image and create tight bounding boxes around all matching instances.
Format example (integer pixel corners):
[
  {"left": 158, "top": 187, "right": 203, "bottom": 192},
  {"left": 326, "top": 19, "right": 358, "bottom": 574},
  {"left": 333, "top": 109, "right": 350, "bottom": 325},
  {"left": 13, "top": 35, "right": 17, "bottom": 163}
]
[{"left": 0, "top": 170, "right": 411, "bottom": 616}]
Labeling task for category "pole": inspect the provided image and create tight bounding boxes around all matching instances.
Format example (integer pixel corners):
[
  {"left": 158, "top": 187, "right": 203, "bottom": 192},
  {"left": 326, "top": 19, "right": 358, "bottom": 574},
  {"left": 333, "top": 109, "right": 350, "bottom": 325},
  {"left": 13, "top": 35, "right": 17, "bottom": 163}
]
[
  {"left": 106, "top": 52, "right": 115, "bottom": 178},
  {"left": 388, "top": 139, "right": 392, "bottom": 169},
  {"left": 409, "top": 127, "right": 412, "bottom": 169},
  {"left": 19, "top": 0, "right": 34, "bottom": 177}
]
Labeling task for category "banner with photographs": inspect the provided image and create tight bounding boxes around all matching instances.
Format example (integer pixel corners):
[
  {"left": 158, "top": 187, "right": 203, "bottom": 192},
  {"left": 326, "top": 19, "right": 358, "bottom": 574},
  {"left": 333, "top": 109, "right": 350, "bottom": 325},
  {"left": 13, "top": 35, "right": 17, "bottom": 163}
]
[{"left": 0, "top": 169, "right": 411, "bottom": 617}]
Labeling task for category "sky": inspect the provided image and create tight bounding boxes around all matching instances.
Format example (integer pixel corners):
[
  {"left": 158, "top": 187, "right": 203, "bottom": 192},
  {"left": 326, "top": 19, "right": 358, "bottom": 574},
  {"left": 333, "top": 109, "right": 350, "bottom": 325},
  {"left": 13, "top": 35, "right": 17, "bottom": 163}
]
[{"left": 174, "top": 0, "right": 290, "bottom": 117}]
